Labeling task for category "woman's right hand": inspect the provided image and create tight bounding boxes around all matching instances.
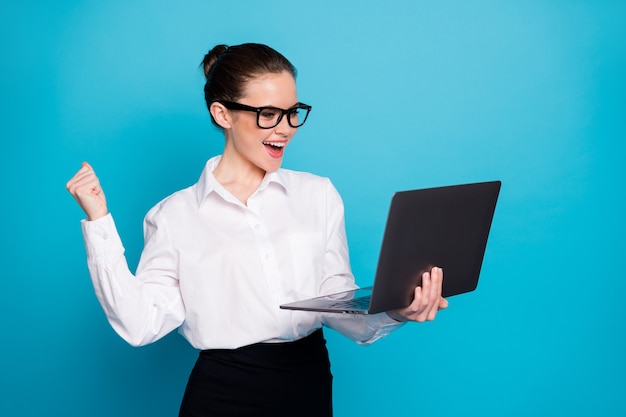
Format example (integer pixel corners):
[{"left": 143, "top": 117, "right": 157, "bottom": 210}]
[{"left": 66, "top": 162, "right": 109, "bottom": 221}]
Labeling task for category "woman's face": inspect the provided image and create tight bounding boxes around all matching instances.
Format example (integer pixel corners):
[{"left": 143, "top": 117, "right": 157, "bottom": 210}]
[{"left": 223, "top": 71, "right": 299, "bottom": 174}]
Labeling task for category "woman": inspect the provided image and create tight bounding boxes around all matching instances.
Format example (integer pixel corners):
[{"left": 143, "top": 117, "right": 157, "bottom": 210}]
[{"left": 66, "top": 43, "right": 448, "bottom": 417}]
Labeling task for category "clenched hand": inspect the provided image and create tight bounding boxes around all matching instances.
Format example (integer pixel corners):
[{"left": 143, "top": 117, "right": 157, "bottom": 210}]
[{"left": 66, "top": 162, "right": 108, "bottom": 221}]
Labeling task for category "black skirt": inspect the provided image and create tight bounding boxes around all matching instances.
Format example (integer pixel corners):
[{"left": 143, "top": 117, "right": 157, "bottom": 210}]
[{"left": 178, "top": 329, "right": 333, "bottom": 417}]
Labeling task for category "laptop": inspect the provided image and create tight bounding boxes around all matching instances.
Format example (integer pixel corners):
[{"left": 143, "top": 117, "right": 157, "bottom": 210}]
[{"left": 280, "top": 180, "right": 501, "bottom": 314}]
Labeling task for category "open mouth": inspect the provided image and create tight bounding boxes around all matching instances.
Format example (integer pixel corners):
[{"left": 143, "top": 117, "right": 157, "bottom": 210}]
[{"left": 263, "top": 141, "right": 286, "bottom": 158}]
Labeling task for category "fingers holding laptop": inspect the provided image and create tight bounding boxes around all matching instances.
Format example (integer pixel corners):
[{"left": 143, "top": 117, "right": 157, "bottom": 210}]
[{"left": 387, "top": 267, "right": 448, "bottom": 322}]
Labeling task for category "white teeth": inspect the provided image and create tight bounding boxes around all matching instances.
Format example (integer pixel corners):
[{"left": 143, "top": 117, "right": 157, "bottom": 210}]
[{"left": 263, "top": 141, "right": 286, "bottom": 147}]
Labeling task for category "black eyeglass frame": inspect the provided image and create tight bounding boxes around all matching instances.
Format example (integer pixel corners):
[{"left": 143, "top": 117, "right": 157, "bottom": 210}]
[{"left": 216, "top": 100, "right": 312, "bottom": 129}]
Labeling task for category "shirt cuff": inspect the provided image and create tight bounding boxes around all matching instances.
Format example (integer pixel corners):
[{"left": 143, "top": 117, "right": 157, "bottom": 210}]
[
  {"left": 368, "top": 311, "right": 406, "bottom": 330},
  {"left": 81, "top": 213, "right": 124, "bottom": 257}
]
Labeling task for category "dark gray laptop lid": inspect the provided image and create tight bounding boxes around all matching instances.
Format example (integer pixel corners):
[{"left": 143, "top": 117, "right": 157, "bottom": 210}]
[{"left": 368, "top": 180, "right": 501, "bottom": 313}]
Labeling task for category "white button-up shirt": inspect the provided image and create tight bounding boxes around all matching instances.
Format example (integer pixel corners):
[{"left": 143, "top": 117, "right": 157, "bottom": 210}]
[{"left": 82, "top": 156, "right": 402, "bottom": 349}]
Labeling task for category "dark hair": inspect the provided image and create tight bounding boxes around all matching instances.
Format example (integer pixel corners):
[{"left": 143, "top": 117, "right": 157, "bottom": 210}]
[{"left": 201, "top": 43, "right": 297, "bottom": 127}]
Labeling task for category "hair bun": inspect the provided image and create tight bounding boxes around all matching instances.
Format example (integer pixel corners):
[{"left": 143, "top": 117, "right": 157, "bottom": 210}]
[{"left": 201, "top": 44, "right": 229, "bottom": 79}]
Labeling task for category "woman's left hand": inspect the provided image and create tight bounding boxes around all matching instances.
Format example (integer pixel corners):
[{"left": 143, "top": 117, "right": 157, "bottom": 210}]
[{"left": 386, "top": 267, "right": 449, "bottom": 322}]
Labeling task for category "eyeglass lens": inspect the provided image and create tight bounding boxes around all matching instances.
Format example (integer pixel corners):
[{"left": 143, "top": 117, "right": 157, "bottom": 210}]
[{"left": 258, "top": 106, "right": 309, "bottom": 128}]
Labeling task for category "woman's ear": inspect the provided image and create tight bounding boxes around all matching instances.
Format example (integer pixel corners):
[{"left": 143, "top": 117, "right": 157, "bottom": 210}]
[{"left": 210, "top": 102, "right": 232, "bottom": 129}]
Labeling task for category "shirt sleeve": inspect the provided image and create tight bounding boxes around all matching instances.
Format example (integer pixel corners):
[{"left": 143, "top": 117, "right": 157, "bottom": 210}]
[
  {"left": 318, "top": 179, "right": 405, "bottom": 345},
  {"left": 81, "top": 211, "right": 185, "bottom": 347},
  {"left": 322, "top": 312, "right": 405, "bottom": 345}
]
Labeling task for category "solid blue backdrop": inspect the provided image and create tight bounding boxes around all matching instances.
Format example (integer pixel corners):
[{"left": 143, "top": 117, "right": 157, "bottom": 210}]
[{"left": 1, "top": 1, "right": 624, "bottom": 416}]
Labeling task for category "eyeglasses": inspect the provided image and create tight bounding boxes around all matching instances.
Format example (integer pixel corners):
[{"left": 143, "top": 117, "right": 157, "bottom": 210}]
[{"left": 217, "top": 100, "right": 312, "bottom": 129}]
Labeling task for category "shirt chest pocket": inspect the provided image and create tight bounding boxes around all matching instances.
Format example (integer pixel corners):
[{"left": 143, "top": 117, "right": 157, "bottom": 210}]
[{"left": 286, "top": 232, "right": 325, "bottom": 296}]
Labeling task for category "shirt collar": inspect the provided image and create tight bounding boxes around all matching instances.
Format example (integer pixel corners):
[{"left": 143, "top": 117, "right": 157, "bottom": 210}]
[{"left": 195, "top": 155, "right": 289, "bottom": 206}]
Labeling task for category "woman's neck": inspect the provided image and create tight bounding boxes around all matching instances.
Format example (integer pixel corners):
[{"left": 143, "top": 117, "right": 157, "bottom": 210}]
[{"left": 213, "top": 149, "right": 266, "bottom": 205}]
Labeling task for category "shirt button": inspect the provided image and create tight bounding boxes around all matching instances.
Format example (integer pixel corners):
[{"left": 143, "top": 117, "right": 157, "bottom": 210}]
[
  {"left": 264, "top": 254, "right": 270, "bottom": 260},
  {"left": 102, "top": 234, "right": 108, "bottom": 240}
]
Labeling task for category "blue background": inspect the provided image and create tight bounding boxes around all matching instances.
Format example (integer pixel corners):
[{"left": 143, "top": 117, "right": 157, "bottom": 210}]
[{"left": 1, "top": 1, "right": 624, "bottom": 416}]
